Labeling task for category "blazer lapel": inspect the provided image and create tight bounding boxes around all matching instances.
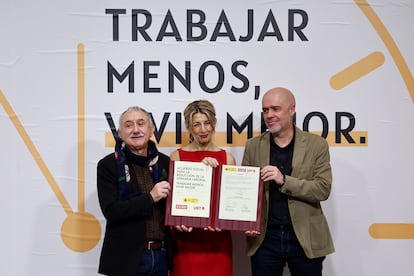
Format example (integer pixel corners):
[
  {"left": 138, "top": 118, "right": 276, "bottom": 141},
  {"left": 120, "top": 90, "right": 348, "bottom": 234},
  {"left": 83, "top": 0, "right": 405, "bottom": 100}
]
[
  {"left": 291, "top": 127, "right": 306, "bottom": 178},
  {"left": 257, "top": 132, "right": 271, "bottom": 204},
  {"left": 258, "top": 132, "right": 271, "bottom": 168}
]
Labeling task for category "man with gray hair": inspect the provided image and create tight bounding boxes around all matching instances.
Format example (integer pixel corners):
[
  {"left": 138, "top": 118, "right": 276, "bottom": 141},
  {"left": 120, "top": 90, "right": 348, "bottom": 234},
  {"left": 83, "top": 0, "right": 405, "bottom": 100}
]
[{"left": 97, "top": 106, "right": 173, "bottom": 275}]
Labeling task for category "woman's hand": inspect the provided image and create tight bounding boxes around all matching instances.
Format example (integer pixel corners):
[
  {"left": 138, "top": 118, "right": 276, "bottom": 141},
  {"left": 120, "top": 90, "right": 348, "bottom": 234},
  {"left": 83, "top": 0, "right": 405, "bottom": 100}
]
[
  {"left": 245, "top": 230, "right": 260, "bottom": 237},
  {"left": 201, "top": 157, "right": 219, "bottom": 168},
  {"left": 174, "top": 225, "right": 193, "bottom": 232}
]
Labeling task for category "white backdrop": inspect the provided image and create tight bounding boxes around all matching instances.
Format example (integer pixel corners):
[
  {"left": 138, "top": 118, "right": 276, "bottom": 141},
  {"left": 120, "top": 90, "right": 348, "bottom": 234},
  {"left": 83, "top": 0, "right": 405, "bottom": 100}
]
[{"left": 1, "top": 1, "right": 414, "bottom": 275}]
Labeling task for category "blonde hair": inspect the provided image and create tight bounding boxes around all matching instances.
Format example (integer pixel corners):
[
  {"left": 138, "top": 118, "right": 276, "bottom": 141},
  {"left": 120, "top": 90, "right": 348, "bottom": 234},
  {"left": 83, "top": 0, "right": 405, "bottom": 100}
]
[{"left": 183, "top": 100, "right": 217, "bottom": 131}]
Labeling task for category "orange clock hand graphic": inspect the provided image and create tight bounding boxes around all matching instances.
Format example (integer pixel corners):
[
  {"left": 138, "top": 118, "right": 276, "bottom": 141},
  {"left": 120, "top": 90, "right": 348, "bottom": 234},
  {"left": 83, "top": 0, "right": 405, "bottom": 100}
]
[
  {"left": 330, "top": 0, "right": 414, "bottom": 239},
  {"left": 0, "top": 44, "right": 101, "bottom": 252}
]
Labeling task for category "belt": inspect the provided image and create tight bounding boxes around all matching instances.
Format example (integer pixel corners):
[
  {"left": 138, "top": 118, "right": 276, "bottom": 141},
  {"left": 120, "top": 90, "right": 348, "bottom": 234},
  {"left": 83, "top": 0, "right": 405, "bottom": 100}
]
[{"left": 144, "top": 240, "right": 164, "bottom": 250}]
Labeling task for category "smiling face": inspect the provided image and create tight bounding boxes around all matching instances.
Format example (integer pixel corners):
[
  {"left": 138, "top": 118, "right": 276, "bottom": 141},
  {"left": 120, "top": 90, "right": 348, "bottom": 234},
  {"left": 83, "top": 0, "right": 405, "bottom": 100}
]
[
  {"left": 117, "top": 108, "right": 154, "bottom": 155},
  {"left": 189, "top": 112, "right": 214, "bottom": 146},
  {"left": 183, "top": 100, "right": 217, "bottom": 148},
  {"left": 262, "top": 87, "right": 296, "bottom": 136}
]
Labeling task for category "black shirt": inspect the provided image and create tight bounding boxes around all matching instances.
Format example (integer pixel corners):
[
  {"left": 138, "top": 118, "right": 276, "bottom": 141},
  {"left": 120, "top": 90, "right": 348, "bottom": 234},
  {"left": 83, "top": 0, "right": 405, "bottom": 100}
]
[{"left": 268, "top": 131, "right": 294, "bottom": 227}]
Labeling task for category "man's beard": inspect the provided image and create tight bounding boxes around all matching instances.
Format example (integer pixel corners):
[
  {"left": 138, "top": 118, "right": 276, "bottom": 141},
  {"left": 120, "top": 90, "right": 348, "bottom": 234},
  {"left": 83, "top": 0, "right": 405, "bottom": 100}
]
[{"left": 268, "top": 124, "right": 281, "bottom": 134}]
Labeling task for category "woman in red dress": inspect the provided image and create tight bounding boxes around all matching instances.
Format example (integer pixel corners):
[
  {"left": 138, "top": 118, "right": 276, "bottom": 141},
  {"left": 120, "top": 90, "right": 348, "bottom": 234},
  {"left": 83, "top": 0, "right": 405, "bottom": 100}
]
[{"left": 169, "top": 100, "right": 236, "bottom": 276}]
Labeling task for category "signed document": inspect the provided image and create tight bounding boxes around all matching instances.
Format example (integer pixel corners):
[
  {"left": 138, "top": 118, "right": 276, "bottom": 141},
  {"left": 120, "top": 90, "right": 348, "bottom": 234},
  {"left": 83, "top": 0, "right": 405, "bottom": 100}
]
[
  {"left": 165, "top": 160, "right": 263, "bottom": 231},
  {"left": 218, "top": 165, "right": 260, "bottom": 222}
]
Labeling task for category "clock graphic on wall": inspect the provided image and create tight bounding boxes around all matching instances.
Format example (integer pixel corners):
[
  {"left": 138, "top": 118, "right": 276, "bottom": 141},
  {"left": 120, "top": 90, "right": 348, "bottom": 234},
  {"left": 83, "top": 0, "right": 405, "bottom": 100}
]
[
  {"left": 329, "top": 0, "right": 414, "bottom": 239},
  {"left": 0, "top": 0, "right": 413, "bottom": 254}
]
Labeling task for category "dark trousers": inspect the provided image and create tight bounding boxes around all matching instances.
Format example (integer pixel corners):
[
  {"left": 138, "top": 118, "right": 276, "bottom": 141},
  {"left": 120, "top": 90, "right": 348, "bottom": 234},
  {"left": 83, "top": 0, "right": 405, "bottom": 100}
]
[
  {"left": 135, "top": 248, "right": 168, "bottom": 276},
  {"left": 251, "top": 225, "right": 325, "bottom": 276}
]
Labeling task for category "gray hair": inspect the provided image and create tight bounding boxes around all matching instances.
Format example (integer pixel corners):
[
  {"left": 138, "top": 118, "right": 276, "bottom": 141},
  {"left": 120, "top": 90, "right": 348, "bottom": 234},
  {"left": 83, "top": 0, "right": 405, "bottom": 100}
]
[{"left": 118, "top": 106, "right": 154, "bottom": 127}]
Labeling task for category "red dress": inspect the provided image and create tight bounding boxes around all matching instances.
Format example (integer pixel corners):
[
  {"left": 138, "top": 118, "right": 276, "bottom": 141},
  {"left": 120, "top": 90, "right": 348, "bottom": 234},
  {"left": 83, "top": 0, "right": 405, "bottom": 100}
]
[{"left": 170, "top": 149, "right": 233, "bottom": 276}]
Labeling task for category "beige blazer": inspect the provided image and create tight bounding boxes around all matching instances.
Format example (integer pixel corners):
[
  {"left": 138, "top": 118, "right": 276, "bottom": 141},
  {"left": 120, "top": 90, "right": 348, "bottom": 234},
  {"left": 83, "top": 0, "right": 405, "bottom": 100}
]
[{"left": 242, "top": 126, "right": 335, "bottom": 259}]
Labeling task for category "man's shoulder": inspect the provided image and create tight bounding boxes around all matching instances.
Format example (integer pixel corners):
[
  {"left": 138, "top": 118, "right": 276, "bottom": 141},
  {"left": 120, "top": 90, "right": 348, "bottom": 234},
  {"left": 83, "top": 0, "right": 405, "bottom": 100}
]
[
  {"left": 158, "top": 151, "right": 170, "bottom": 161},
  {"left": 98, "top": 152, "right": 116, "bottom": 164},
  {"left": 297, "top": 128, "right": 328, "bottom": 147},
  {"left": 157, "top": 152, "right": 171, "bottom": 166},
  {"left": 247, "top": 131, "right": 269, "bottom": 144},
  {"left": 299, "top": 128, "right": 323, "bottom": 139}
]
